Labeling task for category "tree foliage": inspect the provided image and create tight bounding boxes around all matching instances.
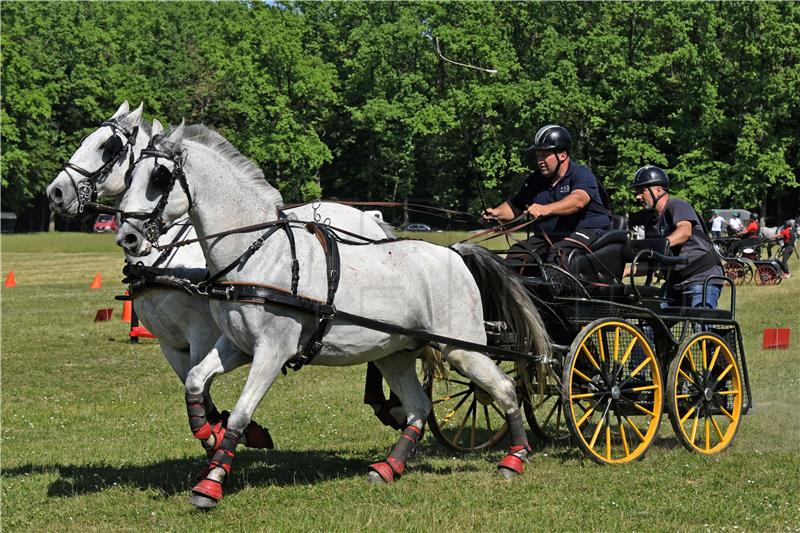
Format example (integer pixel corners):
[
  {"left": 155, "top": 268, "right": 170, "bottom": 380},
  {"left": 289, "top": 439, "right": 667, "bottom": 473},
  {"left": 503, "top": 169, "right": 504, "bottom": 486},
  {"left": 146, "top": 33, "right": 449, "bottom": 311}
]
[{"left": 2, "top": 1, "right": 798, "bottom": 225}]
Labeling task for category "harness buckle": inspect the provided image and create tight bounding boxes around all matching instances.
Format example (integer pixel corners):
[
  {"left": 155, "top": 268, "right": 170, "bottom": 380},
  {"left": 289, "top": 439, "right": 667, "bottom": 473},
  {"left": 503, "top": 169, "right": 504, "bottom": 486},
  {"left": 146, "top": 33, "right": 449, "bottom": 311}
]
[{"left": 318, "top": 304, "right": 336, "bottom": 320}]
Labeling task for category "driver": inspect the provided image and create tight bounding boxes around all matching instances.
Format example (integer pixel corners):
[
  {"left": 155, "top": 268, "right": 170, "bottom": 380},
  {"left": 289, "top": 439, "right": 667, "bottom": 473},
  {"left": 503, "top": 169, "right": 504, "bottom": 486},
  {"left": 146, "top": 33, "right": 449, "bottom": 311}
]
[
  {"left": 630, "top": 165, "right": 723, "bottom": 309},
  {"left": 481, "top": 124, "right": 611, "bottom": 268}
]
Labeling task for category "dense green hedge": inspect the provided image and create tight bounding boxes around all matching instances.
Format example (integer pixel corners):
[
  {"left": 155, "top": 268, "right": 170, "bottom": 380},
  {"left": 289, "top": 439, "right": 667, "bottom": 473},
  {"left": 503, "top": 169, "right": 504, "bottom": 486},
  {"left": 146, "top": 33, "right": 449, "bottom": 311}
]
[{"left": 2, "top": 1, "right": 798, "bottom": 219}]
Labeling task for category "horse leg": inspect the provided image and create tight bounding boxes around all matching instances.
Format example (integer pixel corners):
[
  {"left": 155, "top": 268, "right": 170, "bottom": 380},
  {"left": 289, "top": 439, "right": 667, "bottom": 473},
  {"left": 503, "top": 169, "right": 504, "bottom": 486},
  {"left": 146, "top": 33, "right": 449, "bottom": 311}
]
[
  {"left": 187, "top": 334, "right": 273, "bottom": 453},
  {"left": 443, "top": 347, "right": 531, "bottom": 478},
  {"left": 191, "top": 333, "right": 294, "bottom": 509},
  {"left": 366, "top": 351, "right": 431, "bottom": 484}
]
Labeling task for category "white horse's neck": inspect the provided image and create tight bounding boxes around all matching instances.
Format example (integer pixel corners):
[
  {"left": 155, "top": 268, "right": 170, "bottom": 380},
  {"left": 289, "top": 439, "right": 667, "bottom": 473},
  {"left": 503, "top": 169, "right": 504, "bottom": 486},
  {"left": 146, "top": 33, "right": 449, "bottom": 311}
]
[{"left": 180, "top": 139, "right": 283, "bottom": 275}]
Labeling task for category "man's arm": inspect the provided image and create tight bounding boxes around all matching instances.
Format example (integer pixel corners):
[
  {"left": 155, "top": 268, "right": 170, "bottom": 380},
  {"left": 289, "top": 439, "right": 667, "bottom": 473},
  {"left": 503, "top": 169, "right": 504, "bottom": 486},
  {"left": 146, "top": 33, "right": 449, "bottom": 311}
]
[
  {"left": 481, "top": 202, "right": 517, "bottom": 222},
  {"left": 667, "top": 220, "right": 693, "bottom": 246},
  {"left": 528, "top": 190, "right": 590, "bottom": 219}
]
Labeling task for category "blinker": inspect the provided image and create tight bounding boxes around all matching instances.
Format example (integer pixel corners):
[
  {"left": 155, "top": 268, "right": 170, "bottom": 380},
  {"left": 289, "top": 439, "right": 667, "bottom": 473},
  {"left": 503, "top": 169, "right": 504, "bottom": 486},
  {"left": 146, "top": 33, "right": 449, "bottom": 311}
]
[
  {"left": 102, "top": 135, "right": 124, "bottom": 161},
  {"left": 151, "top": 164, "right": 173, "bottom": 189}
]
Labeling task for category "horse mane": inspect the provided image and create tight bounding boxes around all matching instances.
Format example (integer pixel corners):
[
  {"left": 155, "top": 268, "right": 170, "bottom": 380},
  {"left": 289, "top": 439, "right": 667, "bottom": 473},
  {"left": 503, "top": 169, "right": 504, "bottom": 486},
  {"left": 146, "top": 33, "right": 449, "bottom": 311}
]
[{"left": 178, "top": 124, "right": 284, "bottom": 206}]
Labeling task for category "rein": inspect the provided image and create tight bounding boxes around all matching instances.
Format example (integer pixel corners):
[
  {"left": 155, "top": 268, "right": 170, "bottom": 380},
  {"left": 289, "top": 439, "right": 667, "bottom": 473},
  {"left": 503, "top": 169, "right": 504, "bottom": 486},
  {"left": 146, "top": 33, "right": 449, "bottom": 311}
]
[{"left": 61, "top": 120, "right": 139, "bottom": 213}]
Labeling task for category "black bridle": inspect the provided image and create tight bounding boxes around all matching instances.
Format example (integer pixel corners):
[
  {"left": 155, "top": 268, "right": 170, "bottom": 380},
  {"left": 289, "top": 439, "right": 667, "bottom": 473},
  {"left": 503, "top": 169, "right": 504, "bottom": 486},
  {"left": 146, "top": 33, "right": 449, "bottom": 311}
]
[
  {"left": 120, "top": 139, "right": 193, "bottom": 243},
  {"left": 62, "top": 119, "right": 140, "bottom": 213}
]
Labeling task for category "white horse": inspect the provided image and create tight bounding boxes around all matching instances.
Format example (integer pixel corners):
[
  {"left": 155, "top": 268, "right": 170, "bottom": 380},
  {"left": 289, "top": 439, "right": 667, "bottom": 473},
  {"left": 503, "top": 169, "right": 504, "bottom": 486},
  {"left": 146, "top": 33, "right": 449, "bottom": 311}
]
[
  {"left": 116, "top": 122, "right": 550, "bottom": 508},
  {"left": 46, "top": 102, "right": 396, "bottom": 454}
]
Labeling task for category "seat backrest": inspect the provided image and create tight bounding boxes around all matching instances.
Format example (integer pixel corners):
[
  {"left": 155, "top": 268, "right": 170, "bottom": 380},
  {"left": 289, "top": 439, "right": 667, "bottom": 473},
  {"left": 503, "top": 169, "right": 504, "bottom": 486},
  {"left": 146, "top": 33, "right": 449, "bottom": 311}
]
[
  {"left": 567, "top": 231, "right": 630, "bottom": 284},
  {"left": 610, "top": 215, "right": 628, "bottom": 231},
  {"left": 625, "top": 238, "right": 671, "bottom": 283}
]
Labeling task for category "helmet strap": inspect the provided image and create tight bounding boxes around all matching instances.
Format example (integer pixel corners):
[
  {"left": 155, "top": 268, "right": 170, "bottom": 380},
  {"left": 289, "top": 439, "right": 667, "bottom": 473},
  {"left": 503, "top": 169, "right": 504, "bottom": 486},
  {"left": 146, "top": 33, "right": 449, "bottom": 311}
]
[{"left": 646, "top": 186, "right": 668, "bottom": 211}]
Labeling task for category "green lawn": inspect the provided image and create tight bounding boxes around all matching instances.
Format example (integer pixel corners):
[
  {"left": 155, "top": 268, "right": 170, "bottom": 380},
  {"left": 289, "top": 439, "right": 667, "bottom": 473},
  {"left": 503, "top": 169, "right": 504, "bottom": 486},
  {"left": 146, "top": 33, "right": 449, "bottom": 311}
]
[{"left": 1, "top": 232, "right": 799, "bottom": 531}]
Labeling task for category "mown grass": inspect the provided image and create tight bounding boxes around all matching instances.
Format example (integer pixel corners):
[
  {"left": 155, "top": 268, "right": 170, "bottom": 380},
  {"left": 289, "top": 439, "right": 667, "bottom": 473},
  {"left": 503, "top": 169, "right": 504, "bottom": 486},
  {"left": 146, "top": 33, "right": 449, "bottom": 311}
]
[{"left": 1, "top": 232, "right": 799, "bottom": 532}]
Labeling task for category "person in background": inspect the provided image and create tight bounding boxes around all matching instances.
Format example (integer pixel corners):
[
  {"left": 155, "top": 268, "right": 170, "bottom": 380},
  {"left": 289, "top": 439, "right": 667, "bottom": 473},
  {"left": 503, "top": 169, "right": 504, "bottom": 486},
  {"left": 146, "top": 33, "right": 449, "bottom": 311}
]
[
  {"left": 772, "top": 220, "right": 796, "bottom": 278},
  {"left": 630, "top": 166, "right": 723, "bottom": 308},
  {"left": 727, "top": 212, "right": 744, "bottom": 236},
  {"left": 709, "top": 210, "right": 726, "bottom": 238},
  {"left": 730, "top": 215, "right": 760, "bottom": 257}
]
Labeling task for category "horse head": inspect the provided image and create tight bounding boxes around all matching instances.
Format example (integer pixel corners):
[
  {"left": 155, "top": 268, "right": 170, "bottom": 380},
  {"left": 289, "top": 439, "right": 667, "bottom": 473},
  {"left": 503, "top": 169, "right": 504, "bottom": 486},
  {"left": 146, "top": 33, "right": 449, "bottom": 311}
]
[
  {"left": 117, "top": 120, "right": 191, "bottom": 256},
  {"left": 46, "top": 101, "right": 148, "bottom": 216}
]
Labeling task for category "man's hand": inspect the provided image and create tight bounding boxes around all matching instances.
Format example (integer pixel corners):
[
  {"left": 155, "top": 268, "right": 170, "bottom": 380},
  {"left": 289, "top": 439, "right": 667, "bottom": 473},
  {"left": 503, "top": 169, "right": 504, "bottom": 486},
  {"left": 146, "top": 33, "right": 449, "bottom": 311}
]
[{"left": 527, "top": 203, "right": 551, "bottom": 219}]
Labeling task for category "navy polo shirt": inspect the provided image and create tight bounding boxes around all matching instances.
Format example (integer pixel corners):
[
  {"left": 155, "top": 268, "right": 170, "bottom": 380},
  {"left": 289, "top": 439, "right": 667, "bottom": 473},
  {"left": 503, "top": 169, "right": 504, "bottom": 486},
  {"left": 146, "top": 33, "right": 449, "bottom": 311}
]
[{"left": 508, "top": 161, "right": 611, "bottom": 236}]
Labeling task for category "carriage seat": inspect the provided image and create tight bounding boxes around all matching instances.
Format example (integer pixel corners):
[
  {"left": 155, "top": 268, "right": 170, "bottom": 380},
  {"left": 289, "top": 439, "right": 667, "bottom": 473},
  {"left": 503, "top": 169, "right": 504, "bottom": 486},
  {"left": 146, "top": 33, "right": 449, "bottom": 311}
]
[
  {"left": 565, "top": 230, "right": 629, "bottom": 284},
  {"left": 659, "top": 307, "right": 733, "bottom": 320}
]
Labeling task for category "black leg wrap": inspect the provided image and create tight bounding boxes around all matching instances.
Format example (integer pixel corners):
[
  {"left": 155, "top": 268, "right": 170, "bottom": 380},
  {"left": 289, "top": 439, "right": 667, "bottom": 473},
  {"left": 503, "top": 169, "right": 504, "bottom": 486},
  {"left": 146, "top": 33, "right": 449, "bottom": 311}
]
[
  {"left": 389, "top": 425, "right": 422, "bottom": 463},
  {"left": 507, "top": 409, "right": 528, "bottom": 448},
  {"left": 186, "top": 392, "right": 210, "bottom": 436}
]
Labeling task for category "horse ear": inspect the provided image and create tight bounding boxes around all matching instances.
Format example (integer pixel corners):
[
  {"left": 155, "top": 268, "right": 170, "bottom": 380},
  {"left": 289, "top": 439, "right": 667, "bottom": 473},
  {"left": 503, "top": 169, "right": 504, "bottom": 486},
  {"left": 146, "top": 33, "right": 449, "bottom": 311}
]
[
  {"left": 151, "top": 119, "right": 164, "bottom": 136},
  {"left": 111, "top": 101, "right": 130, "bottom": 119},
  {"left": 168, "top": 119, "right": 186, "bottom": 144},
  {"left": 123, "top": 102, "right": 144, "bottom": 127}
]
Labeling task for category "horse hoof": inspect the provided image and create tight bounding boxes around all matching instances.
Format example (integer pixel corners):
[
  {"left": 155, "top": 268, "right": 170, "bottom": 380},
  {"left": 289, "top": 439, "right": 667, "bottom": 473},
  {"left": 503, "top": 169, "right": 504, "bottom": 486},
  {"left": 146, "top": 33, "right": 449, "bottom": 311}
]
[
  {"left": 367, "top": 471, "right": 388, "bottom": 484},
  {"left": 496, "top": 466, "right": 520, "bottom": 480},
  {"left": 190, "top": 492, "right": 218, "bottom": 509}
]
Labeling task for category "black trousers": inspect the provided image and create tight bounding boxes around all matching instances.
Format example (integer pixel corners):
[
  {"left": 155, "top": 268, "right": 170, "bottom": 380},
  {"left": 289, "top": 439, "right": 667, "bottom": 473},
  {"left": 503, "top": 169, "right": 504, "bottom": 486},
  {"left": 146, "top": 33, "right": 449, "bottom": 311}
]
[{"left": 780, "top": 245, "right": 794, "bottom": 274}]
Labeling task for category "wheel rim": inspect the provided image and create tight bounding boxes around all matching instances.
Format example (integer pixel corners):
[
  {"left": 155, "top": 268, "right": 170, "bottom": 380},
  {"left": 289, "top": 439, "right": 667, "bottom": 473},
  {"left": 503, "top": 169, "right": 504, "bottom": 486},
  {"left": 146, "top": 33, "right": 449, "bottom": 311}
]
[
  {"left": 522, "top": 362, "right": 570, "bottom": 444},
  {"left": 565, "top": 320, "right": 663, "bottom": 464},
  {"left": 669, "top": 334, "right": 743, "bottom": 454},
  {"left": 423, "top": 360, "right": 515, "bottom": 452}
]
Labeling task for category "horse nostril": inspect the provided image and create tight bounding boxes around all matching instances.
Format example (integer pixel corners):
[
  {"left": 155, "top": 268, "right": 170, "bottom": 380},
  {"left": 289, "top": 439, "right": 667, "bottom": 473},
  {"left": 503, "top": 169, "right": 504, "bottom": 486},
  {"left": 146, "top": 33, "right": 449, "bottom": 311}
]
[{"left": 123, "top": 233, "right": 139, "bottom": 247}]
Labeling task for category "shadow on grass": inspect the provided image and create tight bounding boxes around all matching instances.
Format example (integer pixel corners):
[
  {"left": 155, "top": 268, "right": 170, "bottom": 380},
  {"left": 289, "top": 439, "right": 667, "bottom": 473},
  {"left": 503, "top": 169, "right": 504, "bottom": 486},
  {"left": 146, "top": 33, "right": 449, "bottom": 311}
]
[
  {"left": 2, "top": 445, "right": 493, "bottom": 500},
  {"left": 2, "top": 449, "right": 372, "bottom": 499}
]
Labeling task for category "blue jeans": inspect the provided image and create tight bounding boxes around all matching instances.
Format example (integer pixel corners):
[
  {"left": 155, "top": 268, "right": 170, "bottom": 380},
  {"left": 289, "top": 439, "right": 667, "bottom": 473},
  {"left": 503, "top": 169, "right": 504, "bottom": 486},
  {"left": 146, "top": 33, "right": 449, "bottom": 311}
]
[{"left": 661, "top": 283, "right": 722, "bottom": 309}]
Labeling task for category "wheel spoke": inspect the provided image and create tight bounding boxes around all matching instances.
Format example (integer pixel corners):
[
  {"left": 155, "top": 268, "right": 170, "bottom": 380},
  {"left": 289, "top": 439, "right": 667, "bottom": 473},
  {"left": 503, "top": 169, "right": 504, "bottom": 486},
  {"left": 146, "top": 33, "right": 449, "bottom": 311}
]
[
  {"left": 605, "top": 422, "right": 612, "bottom": 461},
  {"left": 617, "top": 414, "right": 630, "bottom": 456},
  {"left": 714, "top": 364, "right": 734, "bottom": 383},
  {"left": 453, "top": 397, "right": 476, "bottom": 444},
  {"left": 678, "top": 368, "right": 697, "bottom": 386},
  {"left": 708, "top": 345, "right": 722, "bottom": 372},
  {"left": 470, "top": 401, "right": 478, "bottom": 448},
  {"left": 483, "top": 404, "right": 493, "bottom": 434},
  {"left": 710, "top": 415, "right": 725, "bottom": 441},
  {"left": 438, "top": 390, "right": 472, "bottom": 427},
  {"left": 619, "top": 337, "right": 638, "bottom": 368},
  {"left": 572, "top": 391, "right": 602, "bottom": 400},
  {"left": 689, "top": 409, "right": 700, "bottom": 444},
  {"left": 624, "top": 357, "right": 651, "bottom": 383},
  {"left": 702, "top": 339, "right": 708, "bottom": 370},
  {"left": 704, "top": 416, "right": 711, "bottom": 451},
  {"left": 580, "top": 344, "right": 601, "bottom": 370},
  {"left": 588, "top": 411, "right": 606, "bottom": 450},
  {"left": 576, "top": 403, "right": 597, "bottom": 429},
  {"left": 622, "top": 384, "right": 659, "bottom": 393},
  {"left": 680, "top": 405, "right": 697, "bottom": 425},
  {"left": 597, "top": 330, "right": 606, "bottom": 363},
  {"left": 573, "top": 367, "right": 593, "bottom": 383},
  {"left": 542, "top": 397, "right": 560, "bottom": 426},
  {"left": 624, "top": 416, "right": 646, "bottom": 442},
  {"left": 432, "top": 389, "right": 470, "bottom": 405},
  {"left": 613, "top": 327, "right": 620, "bottom": 363},
  {"left": 633, "top": 403, "right": 655, "bottom": 417}
]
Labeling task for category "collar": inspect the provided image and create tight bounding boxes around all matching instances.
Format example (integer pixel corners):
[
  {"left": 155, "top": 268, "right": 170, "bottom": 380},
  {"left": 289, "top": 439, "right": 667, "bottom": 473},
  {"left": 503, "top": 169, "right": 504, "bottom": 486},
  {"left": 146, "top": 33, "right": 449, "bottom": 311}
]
[{"left": 549, "top": 160, "right": 573, "bottom": 189}]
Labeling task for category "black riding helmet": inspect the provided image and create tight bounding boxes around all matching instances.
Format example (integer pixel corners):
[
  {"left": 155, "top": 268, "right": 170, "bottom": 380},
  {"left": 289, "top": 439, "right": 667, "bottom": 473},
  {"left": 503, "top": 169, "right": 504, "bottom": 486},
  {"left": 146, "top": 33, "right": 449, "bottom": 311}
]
[
  {"left": 629, "top": 165, "right": 670, "bottom": 190},
  {"left": 527, "top": 124, "right": 572, "bottom": 153}
]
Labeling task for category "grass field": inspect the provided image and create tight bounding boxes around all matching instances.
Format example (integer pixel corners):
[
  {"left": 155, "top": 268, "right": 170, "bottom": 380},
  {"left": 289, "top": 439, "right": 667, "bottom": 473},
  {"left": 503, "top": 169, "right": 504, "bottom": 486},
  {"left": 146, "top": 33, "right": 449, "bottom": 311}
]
[{"left": 2, "top": 232, "right": 799, "bottom": 532}]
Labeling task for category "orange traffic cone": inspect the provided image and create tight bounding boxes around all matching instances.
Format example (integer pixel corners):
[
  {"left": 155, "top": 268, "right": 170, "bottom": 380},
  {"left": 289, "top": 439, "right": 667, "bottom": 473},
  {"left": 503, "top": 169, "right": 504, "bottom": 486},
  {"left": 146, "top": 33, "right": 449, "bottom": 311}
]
[
  {"left": 4, "top": 271, "right": 16, "bottom": 288},
  {"left": 121, "top": 291, "right": 132, "bottom": 323},
  {"left": 89, "top": 272, "right": 102, "bottom": 289}
]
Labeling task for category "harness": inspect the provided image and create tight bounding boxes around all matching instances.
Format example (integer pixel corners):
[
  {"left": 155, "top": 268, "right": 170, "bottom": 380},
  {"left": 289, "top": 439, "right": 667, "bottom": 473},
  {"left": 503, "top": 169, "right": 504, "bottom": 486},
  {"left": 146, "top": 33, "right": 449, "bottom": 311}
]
[{"left": 62, "top": 120, "right": 139, "bottom": 213}]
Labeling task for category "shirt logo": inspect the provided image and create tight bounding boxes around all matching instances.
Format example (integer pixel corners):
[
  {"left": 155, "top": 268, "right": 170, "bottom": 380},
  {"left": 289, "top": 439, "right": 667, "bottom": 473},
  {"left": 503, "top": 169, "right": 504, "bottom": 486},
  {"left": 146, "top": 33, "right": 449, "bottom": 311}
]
[{"left": 558, "top": 185, "right": 570, "bottom": 194}]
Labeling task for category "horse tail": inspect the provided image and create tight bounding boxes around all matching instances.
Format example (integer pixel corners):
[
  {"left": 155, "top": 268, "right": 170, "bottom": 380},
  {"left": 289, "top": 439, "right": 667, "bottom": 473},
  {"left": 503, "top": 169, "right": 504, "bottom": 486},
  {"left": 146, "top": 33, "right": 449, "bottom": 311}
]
[
  {"left": 450, "top": 243, "right": 551, "bottom": 357},
  {"left": 420, "top": 344, "right": 447, "bottom": 384}
]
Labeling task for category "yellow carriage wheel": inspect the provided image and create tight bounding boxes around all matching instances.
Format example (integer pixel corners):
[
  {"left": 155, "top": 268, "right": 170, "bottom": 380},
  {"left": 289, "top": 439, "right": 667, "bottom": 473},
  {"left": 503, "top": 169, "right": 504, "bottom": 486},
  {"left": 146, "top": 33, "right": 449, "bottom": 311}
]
[
  {"left": 562, "top": 319, "right": 663, "bottom": 465},
  {"left": 421, "top": 359, "right": 519, "bottom": 452},
  {"left": 666, "top": 333, "right": 743, "bottom": 454}
]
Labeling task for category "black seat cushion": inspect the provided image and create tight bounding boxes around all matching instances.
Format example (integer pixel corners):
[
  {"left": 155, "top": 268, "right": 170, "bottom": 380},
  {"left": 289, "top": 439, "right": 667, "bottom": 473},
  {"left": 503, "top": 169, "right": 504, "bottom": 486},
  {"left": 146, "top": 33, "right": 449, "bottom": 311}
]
[
  {"left": 660, "top": 307, "right": 733, "bottom": 320},
  {"left": 567, "top": 230, "right": 630, "bottom": 284},
  {"left": 585, "top": 284, "right": 662, "bottom": 299}
]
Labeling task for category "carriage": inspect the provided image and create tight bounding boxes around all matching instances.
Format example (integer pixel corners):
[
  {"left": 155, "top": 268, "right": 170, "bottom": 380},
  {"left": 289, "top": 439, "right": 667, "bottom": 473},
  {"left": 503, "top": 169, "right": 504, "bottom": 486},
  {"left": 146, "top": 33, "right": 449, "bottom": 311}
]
[{"left": 422, "top": 228, "right": 752, "bottom": 465}]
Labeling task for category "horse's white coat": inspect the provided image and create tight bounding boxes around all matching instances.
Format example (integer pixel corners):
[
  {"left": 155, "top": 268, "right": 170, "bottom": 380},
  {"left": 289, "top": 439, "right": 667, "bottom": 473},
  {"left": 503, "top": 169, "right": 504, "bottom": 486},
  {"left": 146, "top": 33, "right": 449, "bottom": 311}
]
[{"left": 117, "top": 123, "right": 550, "bottom": 486}]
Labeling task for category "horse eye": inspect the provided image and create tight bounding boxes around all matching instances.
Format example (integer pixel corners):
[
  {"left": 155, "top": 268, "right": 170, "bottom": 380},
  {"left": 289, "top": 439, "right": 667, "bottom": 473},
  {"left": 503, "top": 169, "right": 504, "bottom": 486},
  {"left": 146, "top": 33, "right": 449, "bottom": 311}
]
[{"left": 151, "top": 165, "right": 172, "bottom": 189}]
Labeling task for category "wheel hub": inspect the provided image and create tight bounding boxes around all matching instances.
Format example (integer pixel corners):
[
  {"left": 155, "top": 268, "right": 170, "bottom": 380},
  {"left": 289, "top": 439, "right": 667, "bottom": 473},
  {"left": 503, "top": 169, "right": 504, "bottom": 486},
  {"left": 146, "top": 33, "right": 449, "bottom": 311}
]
[
  {"left": 611, "top": 385, "right": 621, "bottom": 400},
  {"left": 703, "top": 387, "right": 713, "bottom": 401}
]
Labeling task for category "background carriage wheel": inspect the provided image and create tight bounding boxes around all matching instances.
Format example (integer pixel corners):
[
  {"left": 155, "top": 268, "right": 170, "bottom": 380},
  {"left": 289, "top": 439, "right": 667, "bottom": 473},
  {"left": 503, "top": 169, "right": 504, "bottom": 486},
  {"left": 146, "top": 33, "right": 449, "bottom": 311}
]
[
  {"left": 562, "top": 319, "right": 663, "bottom": 465},
  {"left": 666, "top": 332, "right": 743, "bottom": 454},
  {"left": 421, "top": 359, "right": 519, "bottom": 452},
  {"left": 521, "top": 362, "right": 570, "bottom": 445},
  {"left": 755, "top": 264, "right": 780, "bottom": 285},
  {"left": 723, "top": 262, "right": 745, "bottom": 286}
]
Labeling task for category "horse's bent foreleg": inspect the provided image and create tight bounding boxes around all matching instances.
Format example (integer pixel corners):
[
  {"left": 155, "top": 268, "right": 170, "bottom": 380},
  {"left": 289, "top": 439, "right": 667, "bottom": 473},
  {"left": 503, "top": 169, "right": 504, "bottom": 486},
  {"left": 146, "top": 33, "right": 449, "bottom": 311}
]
[
  {"left": 443, "top": 347, "right": 531, "bottom": 477},
  {"left": 367, "top": 351, "right": 430, "bottom": 483},
  {"left": 191, "top": 335, "right": 290, "bottom": 509},
  {"left": 184, "top": 336, "right": 272, "bottom": 455}
]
